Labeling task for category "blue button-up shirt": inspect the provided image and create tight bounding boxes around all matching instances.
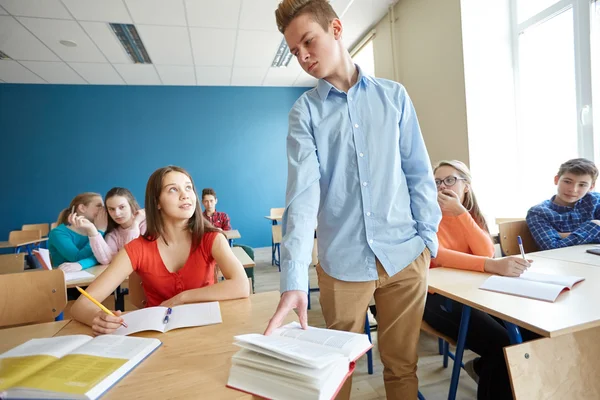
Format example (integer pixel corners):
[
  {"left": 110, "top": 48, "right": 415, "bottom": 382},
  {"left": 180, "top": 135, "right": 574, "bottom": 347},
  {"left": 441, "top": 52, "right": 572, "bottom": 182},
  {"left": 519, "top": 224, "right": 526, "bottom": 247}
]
[
  {"left": 526, "top": 192, "right": 600, "bottom": 250},
  {"left": 281, "top": 66, "right": 441, "bottom": 293}
]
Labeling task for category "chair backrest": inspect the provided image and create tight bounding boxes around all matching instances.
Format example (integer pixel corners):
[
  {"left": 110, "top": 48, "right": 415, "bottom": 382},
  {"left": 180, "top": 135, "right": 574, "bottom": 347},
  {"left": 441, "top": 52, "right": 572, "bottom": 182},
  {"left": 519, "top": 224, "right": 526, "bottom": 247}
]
[
  {"left": 128, "top": 271, "right": 147, "bottom": 310},
  {"left": 498, "top": 220, "right": 538, "bottom": 256},
  {"left": 270, "top": 208, "right": 285, "bottom": 218},
  {"left": 272, "top": 225, "right": 282, "bottom": 244},
  {"left": 8, "top": 230, "right": 41, "bottom": 244},
  {"left": 22, "top": 223, "right": 50, "bottom": 237},
  {"left": 0, "top": 253, "right": 26, "bottom": 275},
  {"left": 0, "top": 269, "right": 67, "bottom": 327},
  {"left": 311, "top": 238, "right": 318, "bottom": 266},
  {"left": 50, "top": 222, "right": 58, "bottom": 230}
]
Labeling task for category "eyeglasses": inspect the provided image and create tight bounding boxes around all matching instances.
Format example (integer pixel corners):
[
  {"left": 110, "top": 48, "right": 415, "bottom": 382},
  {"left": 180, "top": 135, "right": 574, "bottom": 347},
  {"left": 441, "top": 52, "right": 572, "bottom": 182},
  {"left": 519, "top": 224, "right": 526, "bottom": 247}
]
[{"left": 435, "top": 176, "right": 467, "bottom": 187}]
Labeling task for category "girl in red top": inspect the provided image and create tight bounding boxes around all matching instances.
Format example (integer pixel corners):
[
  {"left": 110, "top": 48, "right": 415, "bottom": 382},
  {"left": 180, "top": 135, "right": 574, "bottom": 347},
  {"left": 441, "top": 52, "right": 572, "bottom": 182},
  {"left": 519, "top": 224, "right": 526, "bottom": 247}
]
[{"left": 72, "top": 166, "right": 249, "bottom": 334}]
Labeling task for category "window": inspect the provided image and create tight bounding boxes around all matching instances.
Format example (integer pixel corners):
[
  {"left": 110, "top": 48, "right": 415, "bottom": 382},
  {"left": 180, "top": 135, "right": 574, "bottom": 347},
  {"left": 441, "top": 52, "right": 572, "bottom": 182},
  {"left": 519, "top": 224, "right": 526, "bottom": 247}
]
[
  {"left": 592, "top": 0, "right": 600, "bottom": 159},
  {"left": 351, "top": 31, "right": 376, "bottom": 77}
]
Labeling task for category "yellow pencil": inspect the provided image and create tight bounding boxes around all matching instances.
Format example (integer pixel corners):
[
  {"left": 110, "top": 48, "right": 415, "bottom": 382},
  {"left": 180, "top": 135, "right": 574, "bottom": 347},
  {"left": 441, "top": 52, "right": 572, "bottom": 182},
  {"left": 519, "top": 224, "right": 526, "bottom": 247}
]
[{"left": 76, "top": 286, "right": 128, "bottom": 328}]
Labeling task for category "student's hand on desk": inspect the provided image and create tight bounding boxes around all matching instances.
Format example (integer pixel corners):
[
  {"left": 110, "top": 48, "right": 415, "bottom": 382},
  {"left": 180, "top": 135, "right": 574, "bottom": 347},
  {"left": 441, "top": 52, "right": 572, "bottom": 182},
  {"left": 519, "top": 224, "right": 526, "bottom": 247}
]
[
  {"left": 68, "top": 212, "right": 99, "bottom": 237},
  {"left": 58, "top": 262, "right": 83, "bottom": 272},
  {"left": 264, "top": 290, "right": 308, "bottom": 335},
  {"left": 437, "top": 190, "right": 466, "bottom": 217},
  {"left": 92, "top": 310, "right": 123, "bottom": 336},
  {"left": 94, "top": 207, "right": 108, "bottom": 232},
  {"left": 160, "top": 293, "right": 185, "bottom": 308},
  {"left": 484, "top": 257, "right": 532, "bottom": 277}
]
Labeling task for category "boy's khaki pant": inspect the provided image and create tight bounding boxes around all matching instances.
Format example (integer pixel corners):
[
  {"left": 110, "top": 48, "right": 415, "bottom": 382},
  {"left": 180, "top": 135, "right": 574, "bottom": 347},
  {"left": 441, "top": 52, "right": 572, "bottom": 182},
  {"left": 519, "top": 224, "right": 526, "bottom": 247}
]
[{"left": 316, "top": 249, "right": 429, "bottom": 399}]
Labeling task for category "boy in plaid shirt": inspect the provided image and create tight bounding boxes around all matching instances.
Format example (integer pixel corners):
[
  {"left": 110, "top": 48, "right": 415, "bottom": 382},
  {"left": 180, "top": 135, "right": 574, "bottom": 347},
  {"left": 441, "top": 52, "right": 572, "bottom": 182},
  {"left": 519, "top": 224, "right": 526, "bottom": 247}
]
[
  {"left": 526, "top": 158, "right": 600, "bottom": 250},
  {"left": 201, "top": 188, "right": 231, "bottom": 231}
]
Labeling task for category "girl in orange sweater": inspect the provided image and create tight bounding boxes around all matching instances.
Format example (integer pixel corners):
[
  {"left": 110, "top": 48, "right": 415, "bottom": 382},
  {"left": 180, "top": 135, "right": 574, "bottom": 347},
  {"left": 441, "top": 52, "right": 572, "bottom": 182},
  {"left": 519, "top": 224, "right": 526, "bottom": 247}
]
[{"left": 424, "top": 160, "right": 535, "bottom": 400}]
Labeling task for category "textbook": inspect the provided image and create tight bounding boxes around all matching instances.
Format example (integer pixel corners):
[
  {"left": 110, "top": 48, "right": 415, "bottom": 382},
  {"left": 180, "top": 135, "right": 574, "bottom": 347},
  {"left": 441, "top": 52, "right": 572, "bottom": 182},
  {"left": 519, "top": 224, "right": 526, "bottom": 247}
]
[
  {"left": 0, "top": 335, "right": 161, "bottom": 399},
  {"left": 114, "top": 302, "right": 222, "bottom": 335},
  {"left": 32, "top": 249, "right": 95, "bottom": 283},
  {"left": 226, "top": 322, "right": 373, "bottom": 400},
  {"left": 480, "top": 270, "right": 585, "bottom": 302}
]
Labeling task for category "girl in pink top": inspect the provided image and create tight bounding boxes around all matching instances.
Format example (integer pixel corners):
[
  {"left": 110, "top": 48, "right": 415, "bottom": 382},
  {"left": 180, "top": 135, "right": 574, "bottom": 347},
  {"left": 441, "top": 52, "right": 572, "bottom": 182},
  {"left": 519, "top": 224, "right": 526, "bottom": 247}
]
[{"left": 89, "top": 188, "right": 146, "bottom": 265}]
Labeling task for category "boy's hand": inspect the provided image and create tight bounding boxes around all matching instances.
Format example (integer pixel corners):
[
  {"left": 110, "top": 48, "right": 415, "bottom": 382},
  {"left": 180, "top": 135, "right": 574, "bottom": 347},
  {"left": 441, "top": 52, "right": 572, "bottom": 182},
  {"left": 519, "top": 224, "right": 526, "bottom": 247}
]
[
  {"left": 558, "top": 232, "right": 571, "bottom": 238},
  {"left": 437, "top": 190, "right": 466, "bottom": 217},
  {"left": 264, "top": 290, "right": 308, "bottom": 335}
]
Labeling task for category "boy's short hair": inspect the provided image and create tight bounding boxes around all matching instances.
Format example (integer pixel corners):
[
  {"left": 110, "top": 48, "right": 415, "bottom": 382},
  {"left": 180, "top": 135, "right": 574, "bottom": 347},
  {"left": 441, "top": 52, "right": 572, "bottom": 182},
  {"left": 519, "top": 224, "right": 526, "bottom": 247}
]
[
  {"left": 275, "top": 0, "right": 338, "bottom": 34},
  {"left": 202, "top": 188, "right": 217, "bottom": 199},
  {"left": 557, "top": 158, "right": 599, "bottom": 182}
]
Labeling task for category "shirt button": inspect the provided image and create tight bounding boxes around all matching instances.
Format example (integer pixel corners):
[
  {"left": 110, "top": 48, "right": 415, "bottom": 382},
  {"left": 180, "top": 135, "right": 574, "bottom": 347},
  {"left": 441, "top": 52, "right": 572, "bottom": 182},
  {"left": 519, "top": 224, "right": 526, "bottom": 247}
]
[
  {"left": 362, "top": 182, "right": 368, "bottom": 187},
  {"left": 359, "top": 152, "right": 364, "bottom": 157},
  {"left": 366, "top": 212, "right": 371, "bottom": 216},
  {"left": 354, "top": 124, "right": 359, "bottom": 128},
  {"left": 369, "top": 239, "right": 374, "bottom": 244}
]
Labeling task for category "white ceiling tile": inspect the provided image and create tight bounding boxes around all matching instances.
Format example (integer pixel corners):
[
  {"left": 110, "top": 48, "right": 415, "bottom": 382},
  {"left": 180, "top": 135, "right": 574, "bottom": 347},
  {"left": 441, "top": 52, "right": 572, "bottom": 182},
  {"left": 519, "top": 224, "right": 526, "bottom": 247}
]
[
  {"left": 189, "top": 27, "right": 236, "bottom": 66},
  {"left": 80, "top": 22, "right": 130, "bottom": 64},
  {"left": 114, "top": 63, "right": 161, "bottom": 85},
  {"left": 21, "top": 61, "right": 86, "bottom": 84},
  {"left": 69, "top": 62, "right": 125, "bottom": 84},
  {"left": 239, "top": 0, "right": 280, "bottom": 33},
  {"left": 263, "top": 66, "right": 302, "bottom": 86},
  {"left": 330, "top": 0, "right": 353, "bottom": 17},
  {"left": 185, "top": 0, "right": 241, "bottom": 29},
  {"left": 126, "top": 0, "right": 186, "bottom": 26},
  {"left": 156, "top": 65, "right": 195, "bottom": 85},
  {"left": 234, "top": 30, "right": 281, "bottom": 67},
  {"left": 18, "top": 17, "right": 106, "bottom": 62},
  {"left": 231, "top": 67, "right": 267, "bottom": 86},
  {"left": 136, "top": 25, "right": 192, "bottom": 65},
  {"left": 294, "top": 72, "right": 317, "bottom": 87},
  {"left": 0, "top": 16, "right": 59, "bottom": 61},
  {"left": 0, "top": 0, "right": 71, "bottom": 19},
  {"left": 0, "top": 60, "right": 45, "bottom": 83},
  {"left": 196, "top": 66, "right": 230, "bottom": 86},
  {"left": 61, "top": 0, "right": 132, "bottom": 23}
]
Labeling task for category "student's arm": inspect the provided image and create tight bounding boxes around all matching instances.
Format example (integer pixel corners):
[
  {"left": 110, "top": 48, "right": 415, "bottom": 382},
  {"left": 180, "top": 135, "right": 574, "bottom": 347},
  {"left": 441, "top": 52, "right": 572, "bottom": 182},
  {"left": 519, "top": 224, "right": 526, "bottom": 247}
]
[
  {"left": 265, "top": 104, "right": 319, "bottom": 334},
  {"left": 433, "top": 246, "right": 488, "bottom": 272},
  {"left": 398, "top": 86, "right": 442, "bottom": 256},
  {"left": 222, "top": 213, "right": 232, "bottom": 231},
  {"left": 49, "top": 228, "right": 95, "bottom": 263},
  {"left": 455, "top": 212, "right": 495, "bottom": 257},
  {"left": 70, "top": 248, "right": 133, "bottom": 334},
  {"left": 78, "top": 256, "right": 99, "bottom": 269},
  {"left": 89, "top": 233, "right": 117, "bottom": 265},
  {"left": 161, "top": 234, "right": 249, "bottom": 307},
  {"left": 527, "top": 209, "right": 600, "bottom": 250}
]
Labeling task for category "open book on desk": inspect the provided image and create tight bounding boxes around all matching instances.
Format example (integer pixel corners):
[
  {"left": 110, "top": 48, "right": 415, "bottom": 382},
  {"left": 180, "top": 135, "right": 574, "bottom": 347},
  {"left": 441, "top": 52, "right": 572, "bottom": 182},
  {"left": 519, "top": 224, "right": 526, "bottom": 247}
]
[
  {"left": 0, "top": 334, "right": 160, "bottom": 399},
  {"left": 32, "top": 248, "right": 95, "bottom": 283},
  {"left": 115, "top": 302, "right": 222, "bottom": 336},
  {"left": 480, "top": 270, "right": 585, "bottom": 302},
  {"left": 227, "top": 322, "right": 373, "bottom": 400}
]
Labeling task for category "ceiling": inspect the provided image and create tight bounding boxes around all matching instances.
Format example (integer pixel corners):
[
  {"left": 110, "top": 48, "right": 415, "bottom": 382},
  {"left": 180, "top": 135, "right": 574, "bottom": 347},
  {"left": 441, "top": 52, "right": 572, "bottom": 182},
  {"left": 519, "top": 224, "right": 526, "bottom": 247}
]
[{"left": 0, "top": 0, "right": 392, "bottom": 87}]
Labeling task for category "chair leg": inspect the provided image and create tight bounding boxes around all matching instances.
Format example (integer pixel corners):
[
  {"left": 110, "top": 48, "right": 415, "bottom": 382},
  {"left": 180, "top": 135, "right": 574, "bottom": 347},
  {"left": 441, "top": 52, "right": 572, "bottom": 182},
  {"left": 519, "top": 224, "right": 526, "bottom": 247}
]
[
  {"left": 438, "top": 337, "right": 444, "bottom": 355},
  {"left": 277, "top": 244, "right": 281, "bottom": 272},
  {"left": 307, "top": 284, "right": 311, "bottom": 310},
  {"left": 443, "top": 340, "right": 449, "bottom": 368},
  {"left": 418, "top": 390, "right": 426, "bottom": 400},
  {"left": 55, "top": 312, "right": 64, "bottom": 321},
  {"left": 448, "top": 306, "right": 471, "bottom": 400},
  {"left": 364, "top": 314, "right": 373, "bottom": 375}
]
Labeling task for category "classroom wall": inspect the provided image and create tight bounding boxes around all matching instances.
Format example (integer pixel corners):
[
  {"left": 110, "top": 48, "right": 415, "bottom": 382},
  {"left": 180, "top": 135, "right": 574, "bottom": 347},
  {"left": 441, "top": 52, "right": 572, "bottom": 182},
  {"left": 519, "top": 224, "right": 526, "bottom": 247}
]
[
  {"left": 372, "top": 0, "right": 470, "bottom": 166},
  {"left": 0, "top": 84, "right": 308, "bottom": 248}
]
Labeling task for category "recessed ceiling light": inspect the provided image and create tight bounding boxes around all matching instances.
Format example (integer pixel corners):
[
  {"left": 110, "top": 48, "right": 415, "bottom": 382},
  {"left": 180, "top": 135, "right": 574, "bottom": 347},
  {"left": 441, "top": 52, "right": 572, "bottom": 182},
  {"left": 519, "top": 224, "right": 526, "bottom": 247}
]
[{"left": 60, "top": 40, "right": 77, "bottom": 47}]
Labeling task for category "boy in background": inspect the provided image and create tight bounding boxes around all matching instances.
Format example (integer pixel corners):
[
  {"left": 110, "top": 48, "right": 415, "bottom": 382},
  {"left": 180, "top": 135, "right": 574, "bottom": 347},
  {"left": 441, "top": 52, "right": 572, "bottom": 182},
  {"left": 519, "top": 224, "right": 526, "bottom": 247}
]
[{"left": 201, "top": 188, "right": 231, "bottom": 231}]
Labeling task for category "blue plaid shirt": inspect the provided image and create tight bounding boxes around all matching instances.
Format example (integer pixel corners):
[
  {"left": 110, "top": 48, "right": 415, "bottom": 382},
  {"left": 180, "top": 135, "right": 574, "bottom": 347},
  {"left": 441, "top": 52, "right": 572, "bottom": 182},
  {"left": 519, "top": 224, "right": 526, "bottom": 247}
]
[{"left": 526, "top": 192, "right": 600, "bottom": 250}]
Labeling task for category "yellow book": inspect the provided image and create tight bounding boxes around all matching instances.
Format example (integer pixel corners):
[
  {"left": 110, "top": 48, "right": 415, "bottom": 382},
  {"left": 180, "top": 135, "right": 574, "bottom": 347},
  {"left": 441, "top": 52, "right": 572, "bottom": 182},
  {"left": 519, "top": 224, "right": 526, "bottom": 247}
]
[{"left": 0, "top": 335, "right": 161, "bottom": 399}]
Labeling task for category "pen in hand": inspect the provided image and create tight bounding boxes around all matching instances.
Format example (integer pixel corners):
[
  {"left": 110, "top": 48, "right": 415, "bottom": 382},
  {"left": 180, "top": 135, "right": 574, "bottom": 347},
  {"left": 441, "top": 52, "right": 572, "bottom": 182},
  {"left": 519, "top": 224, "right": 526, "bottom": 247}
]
[
  {"left": 517, "top": 236, "right": 527, "bottom": 261},
  {"left": 76, "top": 286, "right": 128, "bottom": 328}
]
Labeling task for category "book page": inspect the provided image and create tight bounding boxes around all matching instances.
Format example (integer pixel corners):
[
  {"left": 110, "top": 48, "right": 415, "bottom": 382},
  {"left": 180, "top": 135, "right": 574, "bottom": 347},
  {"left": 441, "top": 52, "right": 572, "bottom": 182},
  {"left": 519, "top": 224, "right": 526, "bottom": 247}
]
[
  {"left": 272, "top": 322, "right": 372, "bottom": 360},
  {"left": 34, "top": 248, "right": 52, "bottom": 270},
  {"left": 65, "top": 270, "right": 95, "bottom": 282},
  {"left": 0, "top": 336, "right": 91, "bottom": 392},
  {"left": 165, "top": 302, "right": 222, "bottom": 332},
  {"left": 519, "top": 271, "right": 585, "bottom": 289},
  {"left": 480, "top": 276, "right": 567, "bottom": 302},
  {"left": 70, "top": 335, "right": 159, "bottom": 360},
  {"left": 234, "top": 334, "right": 343, "bottom": 369},
  {"left": 114, "top": 307, "right": 168, "bottom": 335}
]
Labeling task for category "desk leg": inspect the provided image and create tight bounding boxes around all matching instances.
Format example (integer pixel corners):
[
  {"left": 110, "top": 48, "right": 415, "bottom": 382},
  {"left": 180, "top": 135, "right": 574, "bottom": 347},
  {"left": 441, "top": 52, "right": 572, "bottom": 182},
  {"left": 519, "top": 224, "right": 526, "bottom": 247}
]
[
  {"left": 26, "top": 244, "right": 33, "bottom": 257},
  {"left": 55, "top": 312, "right": 64, "bottom": 321},
  {"left": 503, "top": 321, "right": 523, "bottom": 344},
  {"left": 271, "top": 220, "right": 277, "bottom": 266},
  {"left": 114, "top": 284, "right": 125, "bottom": 311},
  {"left": 228, "top": 239, "right": 234, "bottom": 247},
  {"left": 448, "top": 305, "right": 471, "bottom": 400}
]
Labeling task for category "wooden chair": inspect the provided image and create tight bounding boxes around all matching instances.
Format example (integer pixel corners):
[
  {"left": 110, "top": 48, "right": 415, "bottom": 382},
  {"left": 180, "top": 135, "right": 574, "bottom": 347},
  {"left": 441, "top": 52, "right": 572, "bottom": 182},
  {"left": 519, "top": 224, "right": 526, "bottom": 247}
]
[
  {"left": 0, "top": 253, "right": 26, "bottom": 274},
  {"left": 272, "top": 225, "right": 282, "bottom": 270},
  {"left": 0, "top": 269, "right": 67, "bottom": 327},
  {"left": 269, "top": 208, "right": 284, "bottom": 266},
  {"left": 22, "top": 223, "right": 50, "bottom": 237},
  {"left": 128, "top": 271, "right": 147, "bottom": 310},
  {"left": 498, "top": 220, "right": 538, "bottom": 256},
  {"left": 9, "top": 230, "right": 41, "bottom": 244},
  {"left": 50, "top": 222, "right": 58, "bottom": 230},
  {"left": 269, "top": 207, "right": 285, "bottom": 219}
]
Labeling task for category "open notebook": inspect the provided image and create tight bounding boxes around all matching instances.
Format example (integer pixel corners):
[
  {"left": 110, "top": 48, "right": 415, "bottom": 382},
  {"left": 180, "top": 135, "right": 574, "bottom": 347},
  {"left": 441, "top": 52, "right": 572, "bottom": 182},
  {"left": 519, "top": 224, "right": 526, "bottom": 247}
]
[
  {"left": 114, "top": 302, "right": 222, "bottom": 335},
  {"left": 227, "top": 322, "right": 373, "bottom": 400},
  {"left": 0, "top": 335, "right": 160, "bottom": 399},
  {"left": 33, "top": 248, "right": 94, "bottom": 283},
  {"left": 480, "top": 270, "right": 585, "bottom": 302}
]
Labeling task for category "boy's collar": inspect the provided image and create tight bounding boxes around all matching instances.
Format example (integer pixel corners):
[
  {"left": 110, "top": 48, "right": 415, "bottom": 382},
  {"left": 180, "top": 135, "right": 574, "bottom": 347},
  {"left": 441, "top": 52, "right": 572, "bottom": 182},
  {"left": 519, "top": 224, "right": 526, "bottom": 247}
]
[
  {"left": 316, "top": 64, "right": 375, "bottom": 102},
  {"left": 549, "top": 194, "right": 587, "bottom": 210}
]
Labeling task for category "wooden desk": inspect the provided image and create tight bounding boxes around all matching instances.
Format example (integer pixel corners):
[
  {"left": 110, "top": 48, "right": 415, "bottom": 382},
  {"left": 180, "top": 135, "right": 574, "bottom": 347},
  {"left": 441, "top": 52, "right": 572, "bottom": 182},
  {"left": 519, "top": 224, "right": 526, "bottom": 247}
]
[
  {"left": 0, "top": 320, "right": 71, "bottom": 354},
  {"left": 65, "top": 265, "right": 109, "bottom": 288},
  {"left": 530, "top": 244, "right": 600, "bottom": 267},
  {"left": 52, "top": 292, "right": 292, "bottom": 399},
  {"left": 231, "top": 246, "right": 255, "bottom": 268},
  {"left": 0, "top": 237, "right": 48, "bottom": 255},
  {"left": 223, "top": 229, "right": 241, "bottom": 246},
  {"left": 264, "top": 215, "right": 282, "bottom": 222}
]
